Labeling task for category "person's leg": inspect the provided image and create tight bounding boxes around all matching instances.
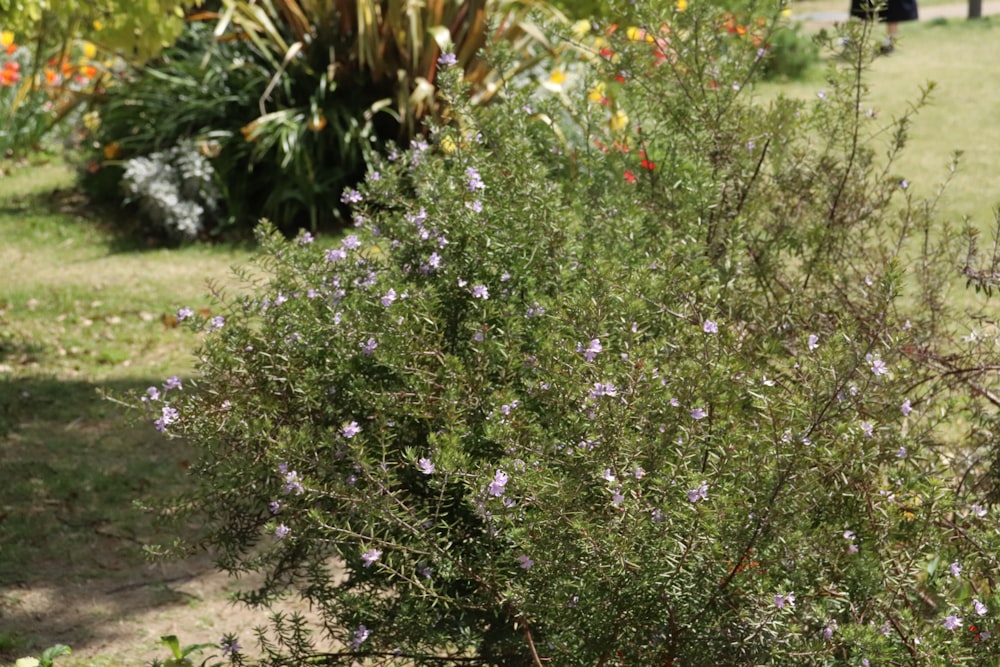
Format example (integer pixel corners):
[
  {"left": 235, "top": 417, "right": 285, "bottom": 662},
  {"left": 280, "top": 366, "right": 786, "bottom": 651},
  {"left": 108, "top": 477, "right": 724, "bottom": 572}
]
[{"left": 879, "top": 21, "right": 898, "bottom": 53}]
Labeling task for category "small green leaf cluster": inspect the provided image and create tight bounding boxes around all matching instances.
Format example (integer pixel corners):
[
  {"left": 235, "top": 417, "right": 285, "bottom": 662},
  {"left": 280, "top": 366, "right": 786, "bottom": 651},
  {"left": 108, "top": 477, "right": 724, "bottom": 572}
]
[{"left": 151, "top": 2, "right": 1000, "bottom": 665}]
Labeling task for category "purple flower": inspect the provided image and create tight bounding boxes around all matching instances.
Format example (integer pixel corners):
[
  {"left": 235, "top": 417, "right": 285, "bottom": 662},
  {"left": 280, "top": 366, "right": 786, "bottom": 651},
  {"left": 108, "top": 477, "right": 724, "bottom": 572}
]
[
  {"left": 275, "top": 524, "right": 290, "bottom": 539},
  {"left": 822, "top": 620, "right": 838, "bottom": 639},
  {"left": 342, "top": 234, "right": 361, "bottom": 250},
  {"left": 950, "top": 561, "right": 962, "bottom": 578},
  {"left": 361, "top": 548, "right": 382, "bottom": 567},
  {"left": 176, "top": 307, "right": 194, "bottom": 321},
  {"left": 774, "top": 592, "right": 796, "bottom": 609},
  {"left": 298, "top": 231, "right": 314, "bottom": 245},
  {"left": 901, "top": 398, "right": 912, "bottom": 415},
  {"left": 867, "top": 353, "right": 889, "bottom": 376},
  {"left": 687, "top": 481, "right": 708, "bottom": 503},
  {"left": 943, "top": 614, "right": 963, "bottom": 631},
  {"left": 467, "top": 200, "right": 483, "bottom": 213},
  {"left": 360, "top": 337, "right": 378, "bottom": 355},
  {"left": 154, "top": 406, "right": 179, "bottom": 432},
  {"left": 975, "top": 599, "right": 989, "bottom": 616},
  {"left": 611, "top": 487, "right": 624, "bottom": 506},
  {"left": 349, "top": 624, "right": 370, "bottom": 649},
  {"left": 690, "top": 407, "right": 707, "bottom": 420},
  {"left": 163, "top": 375, "right": 182, "bottom": 391},
  {"left": 517, "top": 554, "right": 535, "bottom": 570},
  {"left": 144, "top": 386, "right": 160, "bottom": 402},
  {"left": 341, "top": 188, "right": 363, "bottom": 204},
  {"left": 427, "top": 251, "right": 441, "bottom": 269},
  {"left": 860, "top": 421, "right": 873, "bottom": 438},
  {"left": 972, "top": 504, "right": 988, "bottom": 517},
  {"left": 601, "top": 468, "right": 617, "bottom": 483},
  {"left": 208, "top": 315, "right": 225, "bottom": 331},
  {"left": 897, "top": 446, "right": 907, "bottom": 459},
  {"left": 808, "top": 334, "right": 819, "bottom": 351},
  {"left": 703, "top": 320, "right": 718, "bottom": 334},
  {"left": 283, "top": 470, "right": 304, "bottom": 495},
  {"left": 326, "top": 248, "right": 347, "bottom": 263},
  {"left": 269, "top": 500, "right": 281, "bottom": 514},
  {"left": 381, "top": 289, "right": 397, "bottom": 307},
  {"left": 220, "top": 636, "right": 241, "bottom": 657},
  {"left": 417, "top": 457, "right": 435, "bottom": 475},
  {"left": 438, "top": 52, "right": 458, "bottom": 67},
  {"left": 589, "top": 382, "right": 618, "bottom": 399},
  {"left": 466, "top": 167, "right": 485, "bottom": 192},
  {"left": 488, "top": 470, "right": 509, "bottom": 496},
  {"left": 342, "top": 421, "right": 361, "bottom": 439},
  {"left": 472, "top": 284, "right": 489, "bottom": 299},
  {"left": 579, "top": 338, "right": 602, "bottom": 362}
]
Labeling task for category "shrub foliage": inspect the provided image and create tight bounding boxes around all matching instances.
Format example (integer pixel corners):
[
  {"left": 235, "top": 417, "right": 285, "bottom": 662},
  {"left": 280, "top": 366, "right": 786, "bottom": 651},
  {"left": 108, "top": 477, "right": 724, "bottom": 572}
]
[{"left": 150, "top": 2, "right": 1000, "bottom": 665}]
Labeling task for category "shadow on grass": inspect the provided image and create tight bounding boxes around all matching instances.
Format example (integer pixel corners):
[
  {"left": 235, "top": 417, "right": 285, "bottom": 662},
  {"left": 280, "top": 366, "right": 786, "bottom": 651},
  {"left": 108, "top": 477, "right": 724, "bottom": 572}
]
[
  {"left": 0, "top": 376, "right": 216, "bottom": 661},
  {"left": 1, "top": 180, "right": 260, "bottom": 256}
]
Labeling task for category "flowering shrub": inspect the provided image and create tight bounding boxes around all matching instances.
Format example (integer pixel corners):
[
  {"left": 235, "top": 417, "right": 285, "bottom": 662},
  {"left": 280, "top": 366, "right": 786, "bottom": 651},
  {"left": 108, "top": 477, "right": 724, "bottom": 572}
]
[
  {"left": 149, "top": 3, "right": 1000, "bottom": 665},
  {"left": 0, "top": 29, "right": 107, "bottom": 157}
]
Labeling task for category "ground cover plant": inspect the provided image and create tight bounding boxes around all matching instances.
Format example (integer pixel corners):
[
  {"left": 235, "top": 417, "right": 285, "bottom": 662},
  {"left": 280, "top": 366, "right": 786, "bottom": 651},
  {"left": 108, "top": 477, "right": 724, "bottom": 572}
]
[{"left": 147, "top": 2, "right": 1000, "bottom": 665}]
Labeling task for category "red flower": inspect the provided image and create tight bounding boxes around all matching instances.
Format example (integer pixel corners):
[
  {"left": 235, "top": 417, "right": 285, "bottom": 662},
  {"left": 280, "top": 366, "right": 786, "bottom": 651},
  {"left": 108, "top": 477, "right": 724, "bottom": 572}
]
[{"left": 624, "top": 170, "right": 637, "bottom": 184}]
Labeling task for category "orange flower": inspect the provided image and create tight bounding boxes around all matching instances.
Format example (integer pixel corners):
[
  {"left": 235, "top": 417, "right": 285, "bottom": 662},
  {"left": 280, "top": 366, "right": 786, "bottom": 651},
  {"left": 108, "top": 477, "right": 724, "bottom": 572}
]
[
  {"left": 103, "top": 142, "right": 121, "bottom": 159},
  {"left": 307, "top": 113, "right": 327, "bottom": 132},
  {"left": 44, "top": 68, "right": 58, "bottom": 85},
  {"left": 81, "top": 65, "right": 97, "bottom": 79}
]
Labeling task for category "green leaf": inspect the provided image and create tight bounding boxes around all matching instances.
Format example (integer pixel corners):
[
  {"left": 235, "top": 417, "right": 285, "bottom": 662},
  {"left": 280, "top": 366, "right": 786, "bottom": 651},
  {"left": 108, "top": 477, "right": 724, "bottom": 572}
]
[
  {"left": 160, "top": 635, "right": 183, "bottom": 660},
  {"left": 39, "top": 645, "right": 71, "bottom": 667}
]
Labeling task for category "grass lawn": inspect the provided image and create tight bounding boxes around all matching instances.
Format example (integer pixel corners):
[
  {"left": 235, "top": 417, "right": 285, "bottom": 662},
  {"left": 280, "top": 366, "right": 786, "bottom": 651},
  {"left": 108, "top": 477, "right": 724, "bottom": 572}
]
[
  {"left": 0, "top": 160, "right": 258, "bottom": 666},
  {"left": 756, "top": 16, "right": 1000, "bottom": 231}
]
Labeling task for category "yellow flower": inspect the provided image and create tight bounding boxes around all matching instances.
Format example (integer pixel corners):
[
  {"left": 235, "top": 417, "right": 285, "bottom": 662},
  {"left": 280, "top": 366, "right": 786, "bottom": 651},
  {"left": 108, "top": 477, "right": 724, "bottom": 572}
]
[
  {"left": 92, "top": 19, "right": 103, "bottom": 31},
  {"left": 588, "top": 82, "right": 606, "bottom": 103},
  {"left": 82, "top": 41, "right": 97, "bottom": 59},
  {"left": 626, "top": 26, "right": 651, "bottom": 42},
  {"left": 83, "top": 110, "right": 101, "bottom": 131},
  {"left": 571, "top": 19, "right": 591, "bottom": 39},
  {"left": 781, "top": 7, "right": 791, "bottom": 16},
  {"left": 676, "top": 0, "right": 688, "bottom": 11},
  {"left": 1, "top": 30, "right": 14, "bottom": 47},
  {"left": 549, "top": 69, "right": 567, "bottom": 86},
  {"left": 440, "top": 135, "right": 457, "bottom": 154},
  {"left": 609, "top": 110, "right": 629, "bottom": 132}
]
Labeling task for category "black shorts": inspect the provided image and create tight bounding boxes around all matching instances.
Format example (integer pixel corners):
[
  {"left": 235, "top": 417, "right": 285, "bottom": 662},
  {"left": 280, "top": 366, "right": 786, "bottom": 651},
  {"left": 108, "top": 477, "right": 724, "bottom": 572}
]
[{"left": 850, "top": 0, "right": 918, "bottom": 22}]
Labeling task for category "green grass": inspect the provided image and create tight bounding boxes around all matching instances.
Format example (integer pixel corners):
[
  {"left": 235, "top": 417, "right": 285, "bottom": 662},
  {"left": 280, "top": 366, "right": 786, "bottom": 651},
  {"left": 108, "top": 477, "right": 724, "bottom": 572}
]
[
  {"left": 0, "top": 159, "right": 255, "bottom": 665},
  {"left": 756, "top": 16, "right": 1000, "bottom": 231}
]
